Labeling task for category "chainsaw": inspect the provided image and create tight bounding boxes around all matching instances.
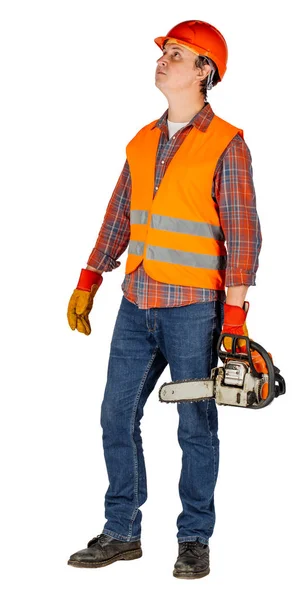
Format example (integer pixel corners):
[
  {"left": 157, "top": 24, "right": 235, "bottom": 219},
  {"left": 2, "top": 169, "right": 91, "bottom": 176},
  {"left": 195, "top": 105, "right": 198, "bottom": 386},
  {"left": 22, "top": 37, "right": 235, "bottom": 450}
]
[{"left": 159, "top": 333, "right": 286, "bottom": 409}]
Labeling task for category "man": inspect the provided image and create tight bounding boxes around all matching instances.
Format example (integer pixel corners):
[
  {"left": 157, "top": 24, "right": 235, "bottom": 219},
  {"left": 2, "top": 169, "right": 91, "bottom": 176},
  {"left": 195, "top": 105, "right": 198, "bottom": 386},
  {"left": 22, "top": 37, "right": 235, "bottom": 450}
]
[{"left": 67, "top": 20, "right": 262, "bottom": 579}]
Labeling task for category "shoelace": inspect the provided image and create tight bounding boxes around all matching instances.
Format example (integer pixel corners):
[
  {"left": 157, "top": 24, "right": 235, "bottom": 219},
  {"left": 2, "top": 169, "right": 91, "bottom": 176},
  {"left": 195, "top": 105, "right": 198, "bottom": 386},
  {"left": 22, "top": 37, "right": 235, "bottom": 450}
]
[
  {"left": 87, "top": 533, "right": 107, "bottom": 547},
  {"left": 180, "top": 541, "right": 207, "bottom": 557}
]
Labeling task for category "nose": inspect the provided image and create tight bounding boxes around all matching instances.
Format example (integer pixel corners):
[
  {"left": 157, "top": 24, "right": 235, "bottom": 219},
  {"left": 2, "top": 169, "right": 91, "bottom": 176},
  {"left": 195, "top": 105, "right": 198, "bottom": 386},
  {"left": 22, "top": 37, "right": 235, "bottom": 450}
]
[{"left": 157, "top": 56, "right": 167, "bottom": 68}]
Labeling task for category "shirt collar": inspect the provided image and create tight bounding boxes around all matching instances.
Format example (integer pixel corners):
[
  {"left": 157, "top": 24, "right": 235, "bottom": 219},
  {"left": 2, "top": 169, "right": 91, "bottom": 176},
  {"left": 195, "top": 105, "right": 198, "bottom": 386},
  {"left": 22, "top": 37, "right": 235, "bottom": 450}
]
[{"left": 150, "top": 102, "right": 215, "bottom": 135}]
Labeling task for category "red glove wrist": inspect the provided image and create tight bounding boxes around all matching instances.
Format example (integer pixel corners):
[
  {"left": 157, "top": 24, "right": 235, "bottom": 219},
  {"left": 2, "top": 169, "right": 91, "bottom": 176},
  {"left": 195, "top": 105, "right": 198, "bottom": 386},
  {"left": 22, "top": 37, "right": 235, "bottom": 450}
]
[
  {"left": 222, "top": 301, "right": 250, "bottom": 353},
  {"left": 76, "top": 268, "right": 103, "bottom": 292},
  {"left": 223, "top": 301, "right": 249, "bottom": 327}
]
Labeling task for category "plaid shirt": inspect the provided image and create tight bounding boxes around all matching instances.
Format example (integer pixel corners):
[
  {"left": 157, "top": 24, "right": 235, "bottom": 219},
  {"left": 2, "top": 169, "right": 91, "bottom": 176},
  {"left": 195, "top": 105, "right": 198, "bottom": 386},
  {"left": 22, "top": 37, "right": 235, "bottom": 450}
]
[{"left": 87, "top": 102, "right": 262, "bottom": 309}]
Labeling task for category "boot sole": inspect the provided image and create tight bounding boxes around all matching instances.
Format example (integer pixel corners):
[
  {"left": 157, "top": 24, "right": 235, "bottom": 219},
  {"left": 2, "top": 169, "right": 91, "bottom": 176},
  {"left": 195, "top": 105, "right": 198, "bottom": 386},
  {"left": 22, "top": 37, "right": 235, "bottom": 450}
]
[
  {"left": 68, "top": 548, "right": 142, "bottom": 568},
  {"left": 173, "top": 567, "right": 210, "bottom": 579}
]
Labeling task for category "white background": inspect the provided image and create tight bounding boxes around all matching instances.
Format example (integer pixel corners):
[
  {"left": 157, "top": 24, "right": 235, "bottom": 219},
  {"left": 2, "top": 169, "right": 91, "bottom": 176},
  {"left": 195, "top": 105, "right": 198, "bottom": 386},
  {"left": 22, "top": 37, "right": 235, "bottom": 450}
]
[{"left": 0, "top": 1, "right": 298, "bottom": 598}]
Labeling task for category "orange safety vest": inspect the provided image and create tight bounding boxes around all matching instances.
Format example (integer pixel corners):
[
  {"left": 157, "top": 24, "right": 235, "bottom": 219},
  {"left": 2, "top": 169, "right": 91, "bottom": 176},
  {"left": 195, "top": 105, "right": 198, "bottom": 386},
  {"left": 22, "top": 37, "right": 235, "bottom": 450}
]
[{"left": 125, "top": 114, "right": 244, "bottom": 290}]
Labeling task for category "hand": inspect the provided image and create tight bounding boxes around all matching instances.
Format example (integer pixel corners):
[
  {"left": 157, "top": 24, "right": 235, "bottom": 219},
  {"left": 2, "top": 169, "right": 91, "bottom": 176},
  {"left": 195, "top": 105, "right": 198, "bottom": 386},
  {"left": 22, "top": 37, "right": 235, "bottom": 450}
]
[
  {"left": 222, "top": 301, "right": 273, "bottom": 400},
  {"left": 222, "top": 301, "right": 250, "bottom": 353},
  {"left": 67, "top": 268, "right": 103, "bottom": 335}
]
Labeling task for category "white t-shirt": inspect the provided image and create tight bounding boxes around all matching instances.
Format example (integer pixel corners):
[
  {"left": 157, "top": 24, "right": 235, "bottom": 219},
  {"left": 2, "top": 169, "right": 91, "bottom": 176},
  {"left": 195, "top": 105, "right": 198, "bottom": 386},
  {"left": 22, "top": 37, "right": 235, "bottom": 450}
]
[{"left": 167, "top": 119, "right": 190, "bottom": 140}]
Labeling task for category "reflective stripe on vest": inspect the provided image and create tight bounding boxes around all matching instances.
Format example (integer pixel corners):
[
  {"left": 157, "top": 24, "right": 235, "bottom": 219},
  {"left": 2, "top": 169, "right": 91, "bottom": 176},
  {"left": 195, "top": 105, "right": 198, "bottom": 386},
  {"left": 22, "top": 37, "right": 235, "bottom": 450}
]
[
  {"left": 130, "top": 210, "right": 149, "bottom": 225},
  {"left": 128, "top": 239, "right": 226, "bottom": 269},
  {"left": 128, "top": 240, "right": 145, "bottom": 255},
  {"left": 125, "top": 113, "right": 244, "bottom": 289},
  {"left": 131, "top": 211, "right": 225, "bottom": 241},
  {"left": 146, "top": 246, "right": 227, "bottom": 270}
]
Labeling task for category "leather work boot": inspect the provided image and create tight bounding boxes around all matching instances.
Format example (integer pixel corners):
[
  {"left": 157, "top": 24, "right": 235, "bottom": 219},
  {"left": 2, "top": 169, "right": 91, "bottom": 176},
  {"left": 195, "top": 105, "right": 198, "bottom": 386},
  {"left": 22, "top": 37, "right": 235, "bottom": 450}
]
[
  {"left": 67, "top": 533, "right": 142, "bottom": 568},
  {"left": 173, "top": 540, "right": 210, "bottom": 579}
]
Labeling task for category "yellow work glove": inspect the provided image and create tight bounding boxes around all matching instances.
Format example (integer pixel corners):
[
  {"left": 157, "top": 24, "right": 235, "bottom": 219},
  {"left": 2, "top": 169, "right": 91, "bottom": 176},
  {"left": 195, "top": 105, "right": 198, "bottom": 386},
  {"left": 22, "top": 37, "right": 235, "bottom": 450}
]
[{"left": 67, "top": 268, "right": 103, "bottom": 335}]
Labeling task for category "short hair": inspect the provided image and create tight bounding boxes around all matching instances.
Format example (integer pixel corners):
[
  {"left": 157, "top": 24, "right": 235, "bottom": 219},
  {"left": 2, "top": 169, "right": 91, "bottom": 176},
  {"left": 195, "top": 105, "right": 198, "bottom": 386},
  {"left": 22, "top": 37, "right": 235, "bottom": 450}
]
[{"left": 194, "top": 55, "right": 220, "bottom": 100}]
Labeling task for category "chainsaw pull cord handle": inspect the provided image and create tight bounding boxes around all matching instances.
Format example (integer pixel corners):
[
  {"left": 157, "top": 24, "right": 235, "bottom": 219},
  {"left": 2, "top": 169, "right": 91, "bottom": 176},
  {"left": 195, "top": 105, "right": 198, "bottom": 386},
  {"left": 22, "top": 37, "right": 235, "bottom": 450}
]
[{"left": 216, "top": 333, "right": 285, "bottom": 409}]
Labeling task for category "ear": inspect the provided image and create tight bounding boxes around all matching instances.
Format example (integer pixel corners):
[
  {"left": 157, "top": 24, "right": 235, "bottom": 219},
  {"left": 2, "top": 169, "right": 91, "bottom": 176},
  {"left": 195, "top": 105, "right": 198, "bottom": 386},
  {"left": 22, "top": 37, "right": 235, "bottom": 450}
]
[{"left": 194, "top": 63, "right": 212, "bottom": 82}]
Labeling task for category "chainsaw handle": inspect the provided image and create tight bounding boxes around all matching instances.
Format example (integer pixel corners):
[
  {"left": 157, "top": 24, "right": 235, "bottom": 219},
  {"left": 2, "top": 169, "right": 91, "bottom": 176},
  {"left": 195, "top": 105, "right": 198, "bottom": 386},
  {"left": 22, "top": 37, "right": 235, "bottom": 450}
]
[{"left": 217, "top": 333, "right": 256, "bottom": 369}]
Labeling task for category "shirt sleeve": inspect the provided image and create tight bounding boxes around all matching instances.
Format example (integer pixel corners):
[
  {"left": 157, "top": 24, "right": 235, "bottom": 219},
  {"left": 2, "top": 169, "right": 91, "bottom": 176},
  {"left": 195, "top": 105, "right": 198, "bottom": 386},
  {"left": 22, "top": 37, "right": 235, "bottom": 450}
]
[
  {"left": 87, "top": 159, "right": 131, "bottom": 272},
  {"left": 213, "top": 133, "right": 263, "bottom": 287}
]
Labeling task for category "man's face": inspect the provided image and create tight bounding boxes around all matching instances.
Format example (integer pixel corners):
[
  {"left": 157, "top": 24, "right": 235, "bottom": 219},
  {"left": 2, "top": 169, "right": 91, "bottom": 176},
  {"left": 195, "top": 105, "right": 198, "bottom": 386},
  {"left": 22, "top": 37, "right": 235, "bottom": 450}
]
[{"left": 155, "top": 42, "right": 198, "bottom": 92}]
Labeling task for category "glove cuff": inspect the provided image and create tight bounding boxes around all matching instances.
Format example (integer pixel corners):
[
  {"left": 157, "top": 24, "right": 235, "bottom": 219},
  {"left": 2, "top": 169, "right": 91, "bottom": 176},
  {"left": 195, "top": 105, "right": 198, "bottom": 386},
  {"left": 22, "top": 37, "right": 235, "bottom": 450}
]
[
  {"left": 224, "top": 302, "right": 249, "bottom": 326},
  {"left": 77, "top": 268, "right": 103, "bottom": 292}
]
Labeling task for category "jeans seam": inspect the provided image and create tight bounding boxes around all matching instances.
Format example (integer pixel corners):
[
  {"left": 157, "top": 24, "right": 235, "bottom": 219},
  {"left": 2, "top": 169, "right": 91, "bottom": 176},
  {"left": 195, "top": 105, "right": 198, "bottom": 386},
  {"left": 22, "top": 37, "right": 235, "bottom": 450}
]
[
  {"left": 208, "top": 302, "right": 217, "bottom": 481},
  {"left": 127, "top": 345, "right": 160, "bottom": 541},
  {"left": 205, "top": 302, "right": 218, "bottom": 537},
  {"left": 146, "top": 308, "right": 158, "bottom": 332},
  {"left": 102, "top": 528, "right": 141, "bottom": 542},
  {"left": 178, "top": 535, "right": 209, "bottom": 544}
]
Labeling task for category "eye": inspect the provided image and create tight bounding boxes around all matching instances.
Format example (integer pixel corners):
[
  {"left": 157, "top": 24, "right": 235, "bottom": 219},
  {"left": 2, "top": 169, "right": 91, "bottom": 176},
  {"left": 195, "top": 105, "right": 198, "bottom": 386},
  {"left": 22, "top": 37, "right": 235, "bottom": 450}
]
[{"left": 162, "top": 51, "right": 181, "bottom": 57}]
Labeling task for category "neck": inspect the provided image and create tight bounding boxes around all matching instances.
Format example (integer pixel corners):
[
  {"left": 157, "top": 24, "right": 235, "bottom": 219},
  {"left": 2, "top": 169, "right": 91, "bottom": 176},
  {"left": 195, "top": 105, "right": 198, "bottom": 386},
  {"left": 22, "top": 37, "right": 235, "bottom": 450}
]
[{"left": 167, "top": 95, "right": 206, "bottom": 122}]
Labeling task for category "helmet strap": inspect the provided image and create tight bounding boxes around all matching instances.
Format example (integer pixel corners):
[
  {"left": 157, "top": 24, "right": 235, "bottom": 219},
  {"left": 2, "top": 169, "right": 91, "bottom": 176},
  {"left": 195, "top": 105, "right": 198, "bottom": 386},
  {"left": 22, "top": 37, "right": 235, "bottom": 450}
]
[{"left": 202, "top": 57, "right": 216, "bottom": 90}]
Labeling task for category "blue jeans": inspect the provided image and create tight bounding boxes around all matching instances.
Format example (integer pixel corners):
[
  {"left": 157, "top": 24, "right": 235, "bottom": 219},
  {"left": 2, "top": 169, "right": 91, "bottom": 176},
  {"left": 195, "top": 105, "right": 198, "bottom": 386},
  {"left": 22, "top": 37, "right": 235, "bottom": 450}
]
[{"left": 100, "top": 295, "right": 224, "bottom": 545}]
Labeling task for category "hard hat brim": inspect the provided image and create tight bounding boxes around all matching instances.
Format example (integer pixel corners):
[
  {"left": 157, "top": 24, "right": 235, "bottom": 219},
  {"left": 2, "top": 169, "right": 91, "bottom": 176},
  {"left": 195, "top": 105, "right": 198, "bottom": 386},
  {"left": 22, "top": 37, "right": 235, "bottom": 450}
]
[{"left": 154, "top": 35, "right": 226, "bottom": 79}]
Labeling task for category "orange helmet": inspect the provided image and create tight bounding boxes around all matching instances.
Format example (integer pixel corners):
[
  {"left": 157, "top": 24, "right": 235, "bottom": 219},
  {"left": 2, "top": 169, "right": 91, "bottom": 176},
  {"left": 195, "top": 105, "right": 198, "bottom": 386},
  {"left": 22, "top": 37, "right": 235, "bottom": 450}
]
[{"left": 154, "top": 20, "right": 228, "bottom": 83}]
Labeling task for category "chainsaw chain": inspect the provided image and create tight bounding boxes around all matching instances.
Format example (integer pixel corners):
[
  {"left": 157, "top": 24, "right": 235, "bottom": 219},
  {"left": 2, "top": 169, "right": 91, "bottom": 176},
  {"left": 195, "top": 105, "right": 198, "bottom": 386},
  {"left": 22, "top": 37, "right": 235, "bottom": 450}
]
[{"left": 159, "top": 377, "right": 214, "bottom": 404}]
